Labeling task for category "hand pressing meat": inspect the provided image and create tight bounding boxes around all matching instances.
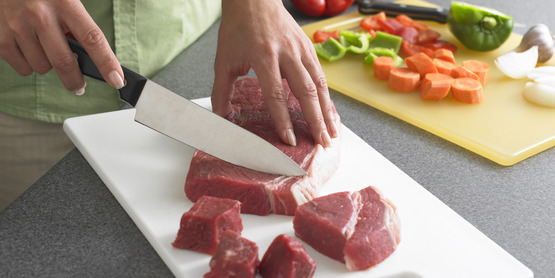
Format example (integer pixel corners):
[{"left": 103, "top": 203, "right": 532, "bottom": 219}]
[
  {"left": 211, "top": 0, "right": 339, "bottom": 148},
  {"left": 186, "top": 77, "right": 341, "bottom": 216}
]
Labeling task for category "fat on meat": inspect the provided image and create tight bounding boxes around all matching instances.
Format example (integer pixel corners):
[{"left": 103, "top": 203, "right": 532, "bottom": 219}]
[{"left": 184, "top": 77, "right": 341, "bottom": 216}]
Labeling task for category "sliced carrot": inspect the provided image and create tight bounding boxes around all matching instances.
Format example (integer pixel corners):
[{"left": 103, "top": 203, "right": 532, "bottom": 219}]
[
  {"left": 388, "top": 67, "right": 420, "bottom": 92},
  {"left": 420, "top": 79, "right": 451, "bottom": 101},
  {"left": 461, "top": 60, "right": 490, "bottom": 86},
  {"left": 451, "top": 66, "right": 480, "bottom": 82},
  {"left": 433, "top": 58, "right": 456, "bottom": 75},
  {"left": 420, "top": 73, "right": 453, "bottom": 91},
  {"left": 373, "top": 56, "right": 397, "bottom": 81},
  {"left": 451, "top": 78, "right": 483, "bottom": 104},
  {"left": 405, "top": 52, "right": 438, "bottom": 78},
  {"left": 433, "top": 49, "right": 456, "bottom": 64}
]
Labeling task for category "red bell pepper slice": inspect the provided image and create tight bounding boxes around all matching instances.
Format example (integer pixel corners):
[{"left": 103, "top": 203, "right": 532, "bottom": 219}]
[
  {"left": 423, "top": 40, "right": 459, "bottom": 53},
  {"left": 401, "top": 40, "right": 435, "bottom": 58},
  {"left": 417, "top": 28, "right": 441, "bottom": 44},
  {"left": 395, "top": 26, "right": 419, "bottom": 44},
  {"left": 377, "top": 18, "right": 404, "bottom": 34},
  {"left": 313, "top": 29, "right": 340, "bottom": 43},
  {"left": 360, "top": 12, "right": 386, "bottom": 32}
]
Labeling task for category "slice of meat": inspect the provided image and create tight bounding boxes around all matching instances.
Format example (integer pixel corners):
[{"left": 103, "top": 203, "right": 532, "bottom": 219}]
[
  {"left": 343, "top": 186, "right": 401, "bottom": 270},
  {"left": 172, "top": 195, "right": 243, "bottom": 255},
  {"left": 258, "top": 234, "right": 317, "bottom": 278},
  {"left": 185, "top": 77, "right": 341, "bottom": 216},
  {"left": 204, "top": 230, "right": 259, "bottom": 278},
  {"left": 293, "top": 186, "right": 400, "bottom": 271}
]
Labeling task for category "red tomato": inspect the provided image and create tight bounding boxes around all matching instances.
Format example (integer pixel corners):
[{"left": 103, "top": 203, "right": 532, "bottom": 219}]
[
  {"left": 360, "top": 12, "right": 386, "bottom": 32},
  {"left": 290, "top": 0, "right": 354, "bottom": 17},
  {"left": 401, "top": 41, "right": 435, "bottom": 58},
  {"left": 324, "top": 0, "right": 355, "bottom": 16},
  {"left": 290, "top": 0, "right": 325, "bottom": 17},
  {"left": 313, "top": 29, "right": 340, "bottom": 43},
  {"left": 423, "top": 40, "right": 459, "bottom": 53}
]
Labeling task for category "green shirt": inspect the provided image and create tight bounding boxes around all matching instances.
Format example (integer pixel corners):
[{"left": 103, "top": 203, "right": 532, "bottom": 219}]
[{"left": 0, "top": 0, "right": 221, "bottom": 123}]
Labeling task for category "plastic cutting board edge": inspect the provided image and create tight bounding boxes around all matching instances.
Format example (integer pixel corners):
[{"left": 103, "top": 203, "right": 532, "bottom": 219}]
[{"left": 301, "top": 5, "right": 555, "bottom": 166}]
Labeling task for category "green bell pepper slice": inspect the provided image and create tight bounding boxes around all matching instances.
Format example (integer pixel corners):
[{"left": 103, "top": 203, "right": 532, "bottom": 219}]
[
  {"left": 447, "top": 1, "right": 514, "bottom": 52},
  {"left": 314, "top": 38, "right": 347, "bottom": 62},
  {"left": 363, "top": 47, "right": 403, "bottom": 66},
  {"left": 339, "top": 30, "right": 372, "bottom": 54},
  {"left": 369, "top": 31, "right": 403, "bottom": 54}
]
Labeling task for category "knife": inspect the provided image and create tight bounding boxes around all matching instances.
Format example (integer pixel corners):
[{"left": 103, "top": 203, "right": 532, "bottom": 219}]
[
  {"left": 66, "top": 38, "right": 306, "bottom": 177},
  {"left": 358, "top": 1, "right": 448, "bottom": 23}
]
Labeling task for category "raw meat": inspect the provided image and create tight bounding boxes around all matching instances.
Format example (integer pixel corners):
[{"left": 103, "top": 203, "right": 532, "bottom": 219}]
[
  {"left": 172, "top": 195, "right": 243, "bottom": 255},
  {"left": 293, "top": 186, "right": 401, "bottom": 271},
  {"left": 258, "top": 234, "right": 316, "bottom": 278},
  {"left": 204, "top": 230, "right": 259, "bottom": 278},
  {"left": 185, "top": 77, "right": 341, "bottom": 216}
]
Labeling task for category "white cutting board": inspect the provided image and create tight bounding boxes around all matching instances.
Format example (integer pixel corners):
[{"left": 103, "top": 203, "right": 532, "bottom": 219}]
[{"left": 63, "top": 98, "right": 532, "bottom": 278}]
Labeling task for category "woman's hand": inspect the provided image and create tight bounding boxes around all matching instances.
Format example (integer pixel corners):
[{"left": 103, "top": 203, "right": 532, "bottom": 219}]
[
  {"left": 211, "top": 0, "right": 339, "bottom": 148},
  {"left": 0, "top": 0, "right": 124, "bottom": 94}
]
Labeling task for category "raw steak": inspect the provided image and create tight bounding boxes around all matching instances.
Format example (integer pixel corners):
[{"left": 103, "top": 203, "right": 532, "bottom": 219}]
[
  {"left": 293, "top": 186, "right": 401, "bottom": 271},
  {"left": 172, "top": 195, "right": 242, "bottom": 255},
  {"left": 185, "top": 77, "right": 341, "bottom": 216},
  {"left": 204, "top": 230, "right": 259, "bottom": 278},
  {"left": 258, "top": 234, "right": 316, "bottom": 278}
]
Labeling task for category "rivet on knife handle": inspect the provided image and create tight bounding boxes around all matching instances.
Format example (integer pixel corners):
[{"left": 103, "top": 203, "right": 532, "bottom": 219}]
[
  {"left": 358, "top": 1, "right": 448, "bottom": 24},
  {"left": 66, "top": 37, "right": 146, "bottom": 106}
]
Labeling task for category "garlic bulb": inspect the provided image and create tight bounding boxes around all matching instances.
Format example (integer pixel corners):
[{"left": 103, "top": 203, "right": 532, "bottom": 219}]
[{"left": 515, "top": 24, "right": 555, "bottom": 63}]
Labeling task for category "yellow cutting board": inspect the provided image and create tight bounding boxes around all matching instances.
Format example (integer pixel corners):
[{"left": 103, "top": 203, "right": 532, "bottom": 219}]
[{"left": 301, "top": 3, "right": 555, "bottom": 166}]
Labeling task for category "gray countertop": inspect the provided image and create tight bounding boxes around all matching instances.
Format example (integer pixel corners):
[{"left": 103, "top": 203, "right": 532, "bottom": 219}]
[{"left": 1, "top": 1, "right": 554, "bottom": 277}]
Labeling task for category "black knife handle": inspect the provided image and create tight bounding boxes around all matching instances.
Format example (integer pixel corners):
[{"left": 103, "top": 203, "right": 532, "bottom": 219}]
[
  {"left": 66, "top": 37, "right": 146, "bottom": 106},
  {"left": 358, "top": 1, "right": 448, "bottom": 24}
]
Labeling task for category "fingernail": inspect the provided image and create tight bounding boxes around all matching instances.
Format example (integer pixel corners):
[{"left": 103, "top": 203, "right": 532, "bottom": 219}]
[
  {"left": 286, "top": 128, "right": 297, "bottom": 147},
  {"left": 74, "top": 82, "right": 86, "bottom": 96},
  {"left": 329, "top": 120, "right": 339, "bottom": 138},
  {"left": 321, "top": 131, "right": 332, "bottom": 149},
  {"left": 108, "top": 70, "right": 125, "bottom": 89}
]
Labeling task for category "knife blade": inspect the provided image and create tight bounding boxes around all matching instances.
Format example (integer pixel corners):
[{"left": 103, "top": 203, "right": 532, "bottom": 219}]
[{"left": 66, "top": 38, "right": 306, "bottom": 177}]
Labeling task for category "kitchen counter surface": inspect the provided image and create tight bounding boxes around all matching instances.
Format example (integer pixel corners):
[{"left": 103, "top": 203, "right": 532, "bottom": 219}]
[{"left": 1, "top": 1, "right": 553, "bottom": 277}]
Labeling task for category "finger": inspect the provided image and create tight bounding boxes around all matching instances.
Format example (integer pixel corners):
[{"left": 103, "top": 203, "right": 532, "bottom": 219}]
[
  {"left": 253, "top": 60, "right": 297, "bottom": 147},
  {"left": 36, "top": 21, "right": 86, "bottom": 93},
  {"left": 62, "top": 2, "right": 124, "bottom": 89},
  {"left": 281, "top": 54, "right": 332, "bottom": 148},
  {"left": 13, "top": 31, "right": 52, "bottom": 75},
  {"left": 211, "top": 58, "right": 238, "bottom": 117},
  {"left": 304, "top": 45, "right": 340, "bottom": 139},
  {"left": 0, "top": 39, "right": 33, "bottom": 76}
]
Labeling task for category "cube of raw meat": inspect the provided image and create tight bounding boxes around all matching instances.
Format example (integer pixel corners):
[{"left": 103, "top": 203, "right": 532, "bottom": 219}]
[
  {"left": 258, "top": 234, "right": 316, "bottom": 278},
  {"left": 204, "top": 230, "right": 259, "bottom": 278},
  {"left": 172, "top": 195, "right": 242, "bottom": 255},
  {"left": 293, "top": 186, "right": 400, "bottom": 271},
  {"left": 185, "top": 77, "right": 341, "bottom": 216}
]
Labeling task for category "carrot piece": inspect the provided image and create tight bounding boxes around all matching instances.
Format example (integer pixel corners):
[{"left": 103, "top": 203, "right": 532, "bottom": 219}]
[
  {"left": 373, "top": 56, "right": 397, "bottom": 81},
  {"left": 420, "top": 79, "right": 451, "bottom": 101},
  {"left": 420, "top": 73, "right": 454, "bottom": 91},
  {"left": 433, "top": 49, "right": 456, "bottom": 64},
  {"left": 388, "top": 67, "right": 420, "bottom": 92},
  {"left": 451, "top": 78, "right": 483, "bottom": 104},
  {"left": 461, "top": 60, "right": 490, "bottom": 86},
  {"left": 433, "top": 58, "right": 456, "bottom": 75},
  {"left": 405, "top": 52, "right": 438, "bottom": 78},
  {"left": 451, "top": 66, "right": 480, "bottom": 82}
]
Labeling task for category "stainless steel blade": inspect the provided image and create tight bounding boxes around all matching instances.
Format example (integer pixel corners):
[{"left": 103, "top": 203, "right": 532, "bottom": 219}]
[{"left": 134, "top": 80, "right": 307, "bottom": 177}]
